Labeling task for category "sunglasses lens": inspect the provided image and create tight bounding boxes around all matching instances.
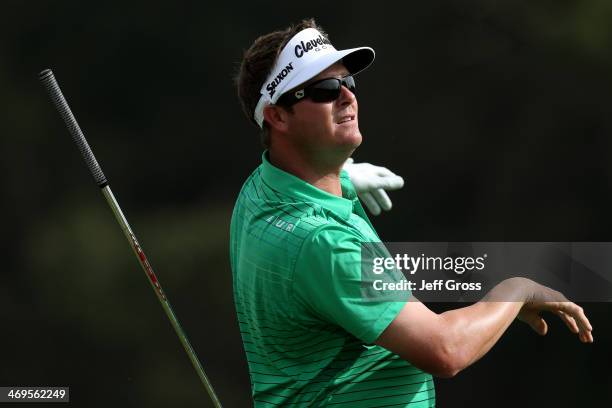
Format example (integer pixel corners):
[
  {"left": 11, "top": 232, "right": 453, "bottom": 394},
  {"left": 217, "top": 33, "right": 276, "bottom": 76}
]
[
  {"left": 343, "top": 76, "right": 356, "bottom": 93},
  {"left": 309, "top": 76, "right": 356, "bottom": 102},
  {"left": 309, "top": 79, "right": 342, "bottom": 103}
]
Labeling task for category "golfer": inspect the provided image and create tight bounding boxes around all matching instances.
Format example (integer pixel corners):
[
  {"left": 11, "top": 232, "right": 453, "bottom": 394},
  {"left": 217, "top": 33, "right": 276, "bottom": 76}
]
[{"left": 230, "top": 19, "right": 593, "bottom": 407}]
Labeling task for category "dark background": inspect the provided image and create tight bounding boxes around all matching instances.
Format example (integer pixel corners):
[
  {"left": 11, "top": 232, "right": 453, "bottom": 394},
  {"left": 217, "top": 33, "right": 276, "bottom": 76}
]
[{"left": 2, "top": 0, "right": 611, "bottom": 406}]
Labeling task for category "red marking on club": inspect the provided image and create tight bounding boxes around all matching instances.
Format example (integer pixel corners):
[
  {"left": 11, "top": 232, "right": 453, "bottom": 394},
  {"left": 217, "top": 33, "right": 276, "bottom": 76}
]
[
  {"left": 129, "top": 233, "right": 166, "bottom": 300},
  {"left": 147, "top": 269, "right": 158, "bottom": 283}
]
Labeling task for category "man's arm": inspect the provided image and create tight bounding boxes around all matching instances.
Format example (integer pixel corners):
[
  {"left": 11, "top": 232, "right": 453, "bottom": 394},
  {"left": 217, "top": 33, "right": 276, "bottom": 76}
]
[{"left": 375, "top": 277, "right": 593, "bottom": 378}]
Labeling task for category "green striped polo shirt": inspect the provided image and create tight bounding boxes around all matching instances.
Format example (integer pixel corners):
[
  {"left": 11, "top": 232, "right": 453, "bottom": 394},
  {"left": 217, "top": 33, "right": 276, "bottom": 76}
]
[{"left": 230, "top": 152, "right": 435, "bottom": 407}]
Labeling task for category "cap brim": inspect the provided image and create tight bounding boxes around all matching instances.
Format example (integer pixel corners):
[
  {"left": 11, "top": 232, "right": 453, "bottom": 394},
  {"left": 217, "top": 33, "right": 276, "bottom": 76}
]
[{"left": 275, "top": 46, "right": 375, "bottom": 101}]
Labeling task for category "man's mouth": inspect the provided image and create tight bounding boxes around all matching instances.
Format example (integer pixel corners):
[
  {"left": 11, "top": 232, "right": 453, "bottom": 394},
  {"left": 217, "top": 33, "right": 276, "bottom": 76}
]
[{"left": 337, "top": 115, "right": 355, "bottom": 124}]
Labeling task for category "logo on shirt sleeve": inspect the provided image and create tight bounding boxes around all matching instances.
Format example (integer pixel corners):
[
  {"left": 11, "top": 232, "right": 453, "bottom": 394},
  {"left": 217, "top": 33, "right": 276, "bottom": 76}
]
[{"left": 265, "top": 215, "right": 297, "bottom": 233}]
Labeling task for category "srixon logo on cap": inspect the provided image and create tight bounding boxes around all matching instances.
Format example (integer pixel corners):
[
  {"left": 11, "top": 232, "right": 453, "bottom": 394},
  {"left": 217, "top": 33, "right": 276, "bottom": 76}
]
[
  {"left": 266, "top": 62, "right": 294, "bottom": 97},
  {"left": 294, "top": 34, "right": 332, "bottom": 58}
]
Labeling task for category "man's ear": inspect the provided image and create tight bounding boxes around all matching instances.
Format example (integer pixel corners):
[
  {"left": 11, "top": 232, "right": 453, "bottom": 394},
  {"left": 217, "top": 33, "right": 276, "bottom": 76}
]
[{"left": 263, "top": 105, "right": 290, "bottom": 133}]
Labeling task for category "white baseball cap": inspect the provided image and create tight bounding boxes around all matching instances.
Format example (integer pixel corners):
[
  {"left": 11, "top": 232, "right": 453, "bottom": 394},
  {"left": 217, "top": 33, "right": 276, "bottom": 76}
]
[{"left": 253, "top": 28, "right": 375, "bottom": 128}]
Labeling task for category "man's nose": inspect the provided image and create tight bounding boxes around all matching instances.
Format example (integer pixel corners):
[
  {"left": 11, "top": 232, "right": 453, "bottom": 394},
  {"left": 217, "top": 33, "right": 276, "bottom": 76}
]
[{"left": 337, "top": 83, "right": 356, "bottom": 107}]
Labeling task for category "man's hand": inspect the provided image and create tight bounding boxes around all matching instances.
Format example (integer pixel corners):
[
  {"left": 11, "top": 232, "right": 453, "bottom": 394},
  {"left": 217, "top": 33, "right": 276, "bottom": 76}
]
[
  {"left": 342, "top": 158, "right": 404, "bottom": 215},
  {"left": 517, "top": 282, "right": 594, "bottom": 343}
]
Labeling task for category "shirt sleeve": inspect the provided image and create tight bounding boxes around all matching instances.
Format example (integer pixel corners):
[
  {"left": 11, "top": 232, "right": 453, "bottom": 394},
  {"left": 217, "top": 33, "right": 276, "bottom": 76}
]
[{"left": 292, "top": 224, "right": 410, "bottom": 344}]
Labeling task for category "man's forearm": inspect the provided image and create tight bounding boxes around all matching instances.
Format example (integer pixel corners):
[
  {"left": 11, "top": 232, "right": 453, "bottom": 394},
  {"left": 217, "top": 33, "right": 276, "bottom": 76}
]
[
  {"left": 376, "top": 277, "right": 590, "bottom": 378},
  {"left": 438, "top": 278, "right": 531, "bottom": 373}
]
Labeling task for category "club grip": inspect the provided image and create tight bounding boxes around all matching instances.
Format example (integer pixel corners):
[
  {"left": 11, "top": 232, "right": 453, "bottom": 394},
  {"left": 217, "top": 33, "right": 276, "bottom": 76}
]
[{"left": 39, "top": 69, "right": 108, "bottom": 187}]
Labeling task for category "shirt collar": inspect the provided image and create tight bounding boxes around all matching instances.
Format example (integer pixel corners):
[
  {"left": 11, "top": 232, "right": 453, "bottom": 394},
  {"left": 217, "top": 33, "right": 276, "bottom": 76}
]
[{"left": 260, "top": 151, "right": 356, "bottom": 220}]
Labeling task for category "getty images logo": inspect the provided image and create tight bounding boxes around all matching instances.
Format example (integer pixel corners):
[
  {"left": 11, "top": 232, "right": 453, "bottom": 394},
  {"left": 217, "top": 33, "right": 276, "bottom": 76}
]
[
  {"left": 266, "top": 62, "right": 294, "bottom": 98},
  {"left": 294, "top": 34, "right": 332, "bottom": 58}
]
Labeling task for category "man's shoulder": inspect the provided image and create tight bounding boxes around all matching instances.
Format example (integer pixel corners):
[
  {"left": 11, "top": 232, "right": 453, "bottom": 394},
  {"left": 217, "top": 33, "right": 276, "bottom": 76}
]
[
  {"left": 233, "top": 167, "right": 340, "bottom": 233},
  {"left": 230, "top": 169, "right": 359, "bottom": 289}
]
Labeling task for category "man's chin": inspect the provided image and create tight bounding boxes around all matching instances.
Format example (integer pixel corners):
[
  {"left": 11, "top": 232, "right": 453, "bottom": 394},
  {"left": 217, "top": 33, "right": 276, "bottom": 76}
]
[
  {"left": 341, "top": 131, "right": 362, "bottom": 149},
  {"left": 334, "top": 132, "right": 362, "bottom": 160}
]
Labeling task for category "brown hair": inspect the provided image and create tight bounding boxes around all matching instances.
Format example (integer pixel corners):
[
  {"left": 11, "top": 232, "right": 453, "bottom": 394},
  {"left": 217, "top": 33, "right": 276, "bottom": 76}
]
[{"left": 235, "top": 18, "right": 328, "bottom": 147}]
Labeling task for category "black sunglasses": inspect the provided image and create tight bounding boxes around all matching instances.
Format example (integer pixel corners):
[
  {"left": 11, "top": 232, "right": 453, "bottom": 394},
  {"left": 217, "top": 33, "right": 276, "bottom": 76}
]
[{"left": 276, "top": 75, "right": 356, "bottom": 107}]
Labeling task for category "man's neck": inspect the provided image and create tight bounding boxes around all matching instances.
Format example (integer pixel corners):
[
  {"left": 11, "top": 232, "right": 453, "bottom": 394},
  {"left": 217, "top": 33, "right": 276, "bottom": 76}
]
[{"left": 269, "top": 147, "right": 345, "bottom": 197}]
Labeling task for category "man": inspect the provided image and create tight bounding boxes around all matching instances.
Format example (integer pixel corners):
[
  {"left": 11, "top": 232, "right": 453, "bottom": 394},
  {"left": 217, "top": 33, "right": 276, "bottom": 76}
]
[{"left": 231, "top": 19, "right": 593, "bottom": 407}]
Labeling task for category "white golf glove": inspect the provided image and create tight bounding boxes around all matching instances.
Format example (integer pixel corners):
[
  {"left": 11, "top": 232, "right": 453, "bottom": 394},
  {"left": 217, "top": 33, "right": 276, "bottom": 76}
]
[{"left": 343, "top": 158, "right": 404, "bottom": 215}]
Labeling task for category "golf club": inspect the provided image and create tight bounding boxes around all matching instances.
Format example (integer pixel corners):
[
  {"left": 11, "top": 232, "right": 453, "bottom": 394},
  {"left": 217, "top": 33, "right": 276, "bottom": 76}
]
[{"left": 38, "top": 69, "right": 222, "bottom": 408}]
